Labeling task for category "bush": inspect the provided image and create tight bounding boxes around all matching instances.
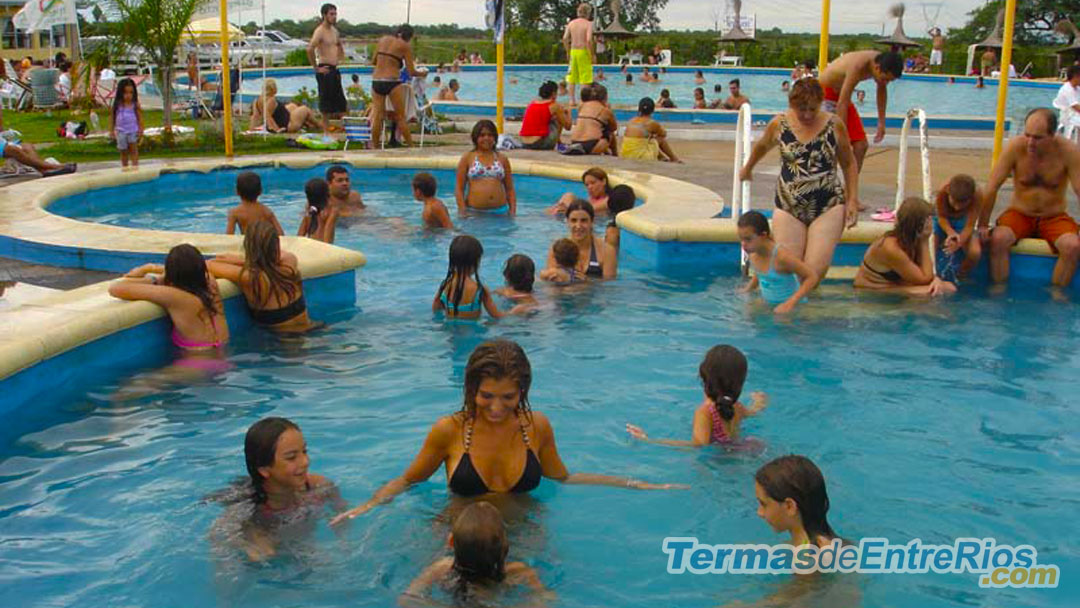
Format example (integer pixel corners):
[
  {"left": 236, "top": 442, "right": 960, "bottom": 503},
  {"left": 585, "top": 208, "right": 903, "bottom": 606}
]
[{"left": 285, "top": 48, "right": 309, "bottom": 67}]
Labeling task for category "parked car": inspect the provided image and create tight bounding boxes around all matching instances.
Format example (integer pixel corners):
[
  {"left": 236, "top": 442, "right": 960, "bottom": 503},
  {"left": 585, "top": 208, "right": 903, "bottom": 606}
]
[{"left": 256, "top": 30, "right": 307, "bottom": 50}]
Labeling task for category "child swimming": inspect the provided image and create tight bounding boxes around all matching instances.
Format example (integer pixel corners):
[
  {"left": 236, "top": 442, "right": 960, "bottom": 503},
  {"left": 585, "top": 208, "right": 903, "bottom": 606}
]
[
  {"left": 298, "top": 178, "right": 339, "bottom": 244},
  {"left": 495, "top": 253, "right": 539, "bottom": 312},
  {"left": 226, "top": 171, "right": 284, "bottom": 236},
  {"left": 737, "top": 211, "right": 820, "bottom": 314},
  {"left": 433, "top": 235, "right": 504, "bottom": 319},
  {"left": 400, "top": 501, "right": 549, "bottom": 605},
  {"left": 539, "top": 238, "right": 584, "bottom": 285},
  {"left": 413, "top": 171, "right": 453, "bottom": 229},
  {"left": 626, "top": 344, "right": 767, "bottom": 447},
  {"left": 934, "top": 174, "right": 983, "bottom": 281},
  {"left": 755, "top": 454, "right": 840, "bottom": 548}
]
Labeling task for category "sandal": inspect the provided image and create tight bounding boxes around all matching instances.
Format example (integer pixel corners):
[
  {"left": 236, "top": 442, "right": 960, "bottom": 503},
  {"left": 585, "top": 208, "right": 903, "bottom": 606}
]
[
  {"left": 871, "top": 209, "right": 896, "bottom": 222},
  {"left": 41, "top": 163, "right": 76, "bottom": 177}
]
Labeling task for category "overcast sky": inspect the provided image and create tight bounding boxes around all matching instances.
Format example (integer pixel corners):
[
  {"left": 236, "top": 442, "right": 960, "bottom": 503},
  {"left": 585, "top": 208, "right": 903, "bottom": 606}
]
[{"left": 250, "top": 0, "right": 988, "bottom": 36}]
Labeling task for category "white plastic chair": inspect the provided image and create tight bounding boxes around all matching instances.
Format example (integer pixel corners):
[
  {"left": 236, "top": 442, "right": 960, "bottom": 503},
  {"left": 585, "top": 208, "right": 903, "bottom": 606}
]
[{"left": 658, "top": 49, "right": 672, "bottom": 67}]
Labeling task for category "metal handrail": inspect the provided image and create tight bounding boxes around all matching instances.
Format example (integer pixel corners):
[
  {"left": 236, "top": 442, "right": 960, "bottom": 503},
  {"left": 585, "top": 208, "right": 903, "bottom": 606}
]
[{"left": 732, "top": 103, "right": 753, "bottom": 273}]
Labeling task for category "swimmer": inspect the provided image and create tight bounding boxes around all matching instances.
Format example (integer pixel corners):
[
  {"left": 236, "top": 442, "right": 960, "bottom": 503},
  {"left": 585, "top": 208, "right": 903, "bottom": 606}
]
[
  {"left": 737, "top": 211, "right": 820, "bottom": 314},
  {"left": 455, "top": 120, "right": 516, "bottom": 214},
  {"left": 595, "top": 67, "right": 605, "bottom": 81},
  {"left": 413, "top": 172, "right": 453, "bottom": 229},
  {"left": 545, "top": 198, "right": 617, "bottom": 279},
  {"left": 755, "top": 455, "right": 840, "bottom": 548},
  {"left": 656, "top": 88, "right": 675, "bottom": 109},
  {"left": 694, "top": 69, "right": 706, "bottom": 85},
  {"left": 693, "top": 87, "right": 706, "bottom": 109},
  {"left": 400, "top": 502, "right": 550, "bottom": 605},
  {"left": 211, "top": 417, "right": 343, "bottom": 562},
  {"left": 625, "top": 73, "right": 633, "bottom": 85},
  {"left": 626, "top": 344, "right": 767, "bottom": 447},
  {"left": 495, "top": 254, "right": 539, "bottom": 312},
  {"left": 548, "top": 166, "right": 611, "bottom": 215},
  {"left": 604, "top": 184, "right": 636, "bottom": 248},
  {"left": 297, "top": 178, "right": 339, "bottom": 244},
  {"left": 326, "top": 164, "right": 365, "bottom": 216},
  {"left": 855, "top": 89, "right": 866, "bottom": 105},
  {"left": 781, "top": 80, "right": 790, "bottom": 92},
  {"left": 855, "top": 197, "right": 957, "bottom": 296},
  {"left": 539, "top": 238, "right": 585, "bottom": 284},
  {"left": 208, "top": 221, "right": 320, "bottom": 333},
  {"left": 933, "top": 174, "right": 983, "bottom": 281},
  {"left": 433, "top": 235, "right": 505, "bottom": 319},
  {"left": 226, "top": 171, "right": 284, "bottom": 236}
]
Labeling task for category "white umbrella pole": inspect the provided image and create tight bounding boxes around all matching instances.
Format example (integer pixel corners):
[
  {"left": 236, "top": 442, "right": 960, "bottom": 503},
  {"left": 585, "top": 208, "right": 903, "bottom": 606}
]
[{"left": 262, "top": 0, "right": 267, "bottom": 138}]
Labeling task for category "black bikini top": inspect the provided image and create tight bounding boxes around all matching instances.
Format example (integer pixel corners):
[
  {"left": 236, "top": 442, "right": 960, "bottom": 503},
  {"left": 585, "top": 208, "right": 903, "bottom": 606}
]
[{"left": 448, "top": 414, "right": 542, "bottom": 497}]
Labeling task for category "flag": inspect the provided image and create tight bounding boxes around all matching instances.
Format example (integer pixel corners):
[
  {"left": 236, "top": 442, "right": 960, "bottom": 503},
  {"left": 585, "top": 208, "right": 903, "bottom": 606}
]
[
  {"left": 12, "top": 0, "right": 78, "bottom": 33},
  {"left": 486, "top": 0, "right": 504, "bottom": 44}
]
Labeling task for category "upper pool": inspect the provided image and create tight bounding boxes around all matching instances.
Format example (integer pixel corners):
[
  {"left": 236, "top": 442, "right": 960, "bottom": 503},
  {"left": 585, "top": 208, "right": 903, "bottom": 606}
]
[
  {"left": 237, "top": 65, "right": 1050, "bottom": 128},
  {"left": 1, "top": 166, "right": 1075, "bottom": 606}
]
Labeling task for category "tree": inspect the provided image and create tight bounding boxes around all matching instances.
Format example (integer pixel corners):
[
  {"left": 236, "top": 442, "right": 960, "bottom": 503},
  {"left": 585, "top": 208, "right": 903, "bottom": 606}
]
[
  {"left": 110, "top": 0, "right": 203, "bottom": 141},
  {"left": 950, "top": 0, "right": 1080, "bottom": 45},
  {"left": 507, "top": 0, "right": 670, "bottom": 32}
]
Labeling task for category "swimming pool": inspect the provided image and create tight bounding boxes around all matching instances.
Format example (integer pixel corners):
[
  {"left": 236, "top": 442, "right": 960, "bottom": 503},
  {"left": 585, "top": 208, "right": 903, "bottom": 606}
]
[
  {"left": 237, "top": 65, "right": 1049, "bottom": 129},
  {"left": 1, "top": 167, "right": 1075, "bottom": 606}
]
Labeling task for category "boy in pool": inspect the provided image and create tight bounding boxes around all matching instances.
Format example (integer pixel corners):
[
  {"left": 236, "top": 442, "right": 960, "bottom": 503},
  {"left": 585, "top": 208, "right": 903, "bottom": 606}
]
[
  {"left": 540, "top": 238, "right": 584, "bottom": 285},
  {"left": 934, "top": 174, "right": 983, "bottom": 280},
  {"left": 412, "top": 172, "right": 452, "bottom": 229},
  {"left": 495, "top": 254, "right": 539, "bottom": 312},
  {"left": 226, "top": 171, "right": 284, "bottom": 236}
]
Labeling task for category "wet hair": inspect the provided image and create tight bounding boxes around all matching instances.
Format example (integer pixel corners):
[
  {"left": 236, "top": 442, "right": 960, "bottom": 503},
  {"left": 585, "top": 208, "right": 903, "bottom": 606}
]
[
  {"left": 947, "top": 174, "right": 976, "bottom": 207},
  {"left": 1026, "top": 107, "right": 1057, "bottom": 136},
  {"left": 694, "top": 87, "right": 704, "bottom": 97},
  {"left": 699, "top": 345, "right": 748, "bottom": 422},
  {"left": 303, "top": 178, "right": 330, "bottom": 238},
  {"left": 244, "top": 221, "right": 300, "bottom": 309},
  {"left": 470, "top": 119, "right": 498, "bottom": 148},
  {"left": 552, "top": 238, "right": 579, "bottom": 268},
  {"left": 607, "top": 184, "right": 636, "bottom": 218},
  {"left": 659, "top": 88, "right": 671, "bottom": 98},
  {"left": 433, "top": 75, "right": 442, "bottom": 85},
  {"left": 695, "top": 70, "right": 703, "bottom": 77},
  {"left": 449, "top": 78, "right": 460, "bottom": 90},
  {"left": 461, "top": 339, "right": 532, "bottom": 420},
  {"left": 886, "top": 197, "right": 932, "bottom": 262},
  {"left": 235, "top": 171, "right": 262, "bottom": 202},
  {"left": 538, "top": 80, "right": 558, "bottom": 99},
  {"left": 729, "top": 78, "right": 740, "bottom": 87},
  {"left": 714, "top": 84, "right": 724, "bottom": 93},
  {"left": 245, "top": 417, "right": 300, "bottom": 504},
  {"left": 789, "top": 77, "right": 824, "bottom": 108},
  {"left": 625, "top": 73, "right": 633, "bottom": 83},
  {"left": 396, "top": 24, "right": 414, "bottom": 41},
  {"left": 638, "top": 97, "right": 655, "bottom": 116},
  {"left": 320, "top": 3, "right": 335, "bottom": 17},
  {"left": 351, "top": 73, "right": 359, "bottom": 83},
  {"left": 438, "top": 235, "right": 486, "bottom": 315},
  {"left": 755, "top": 455, "right": 837, "bottom": 542},
  {"left": 875, "top": 51, "right": 904, "bottom": 79},
  {"left": 581, "top": 167, "right": 610, "bottom": 194},
  {"left": 502, "top": 254, "right": 535, "bottom": 293},
  {"left": 781, "top": 80, "right": 790, "bottom": 88},
  {"left": 412, "top": 172, "right": 437, "bottom": 197},
  {"left": 112, "top": 77, "right": 140, "bottom": 120},
  {"left": 564, "top": 198, "right": 595, "bottom": 222},
  {"left": 451, "top": 501, "right": 509, "bottom": 596},
  {"left": 325, "top": 164, "right": 349, "bottom": 183},
  {"left": 1068, "top": 65, "right": 1080, "bottom": 81},
  {"left": 737, "top": 210, "right": 771, "bottom": 236},
  {"left": 164, "top": 244, "right": 218, "bottom": 319}
]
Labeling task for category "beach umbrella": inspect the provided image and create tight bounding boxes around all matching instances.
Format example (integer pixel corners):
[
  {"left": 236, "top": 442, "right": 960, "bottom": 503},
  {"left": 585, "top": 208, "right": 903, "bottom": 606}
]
[
  {"left": 975, "top": 8, "right": 1005, "bottom": 50},
  {"left": 876, "top": 4, "right": 920, "bottom": 50},
  {"left": 183, "top": 17, "right": 245, "bottom": 44}
]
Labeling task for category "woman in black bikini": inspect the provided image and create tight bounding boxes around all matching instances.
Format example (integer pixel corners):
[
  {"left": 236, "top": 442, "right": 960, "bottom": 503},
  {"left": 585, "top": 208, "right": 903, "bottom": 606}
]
[
  {"left": 568, "top": 84, "right": 618, "bottom": 156},
  {"left": 740, "top": 78, "right": 859, "bottom": 280},
  {"left": 371, "top": 24, "right": 426, "bottom": 148},
  {"left": 250, "top": 79, "right": 319, "bottom": 133},
  {"left": 544, "top": 198, "right": 618, "bottom": 280},
  {"left": 855, "top": 197, "right": 956, "bottom": 296},
  {"left": 208, "top": 220, "right": 321, "bottom": 332},
  {"left": 331, "top": 340, "right": 684, "bottom": 524}
]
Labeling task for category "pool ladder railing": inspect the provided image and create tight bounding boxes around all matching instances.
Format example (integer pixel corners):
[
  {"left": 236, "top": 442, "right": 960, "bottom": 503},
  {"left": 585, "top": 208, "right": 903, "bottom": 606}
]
[
  {"left": 732, "top": 103, "right": 753, "bottom": 274},
  {"left": 894, "top": 107, "right": 936, "bottom": 271}
]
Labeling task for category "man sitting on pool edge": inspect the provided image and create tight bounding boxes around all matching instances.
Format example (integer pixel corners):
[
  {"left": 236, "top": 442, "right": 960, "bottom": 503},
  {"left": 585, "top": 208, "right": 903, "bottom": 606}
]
[
  {"left": 980, "top": 108, "right": 1080, "bottom": 288},
  {"left": 326, "top": 165, "right": 365, "bottom": 216}
]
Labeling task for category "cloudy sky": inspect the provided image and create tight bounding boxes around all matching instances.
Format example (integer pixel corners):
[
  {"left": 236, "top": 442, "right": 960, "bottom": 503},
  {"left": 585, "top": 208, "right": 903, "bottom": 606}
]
[{"left": 252, "top": 0, "right": 988, "bottom": 35}]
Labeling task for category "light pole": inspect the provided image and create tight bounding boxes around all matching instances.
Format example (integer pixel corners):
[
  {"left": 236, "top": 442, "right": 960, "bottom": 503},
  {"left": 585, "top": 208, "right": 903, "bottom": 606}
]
[{"left": 407, "top": 0, "right": 411, "bottom": 24}]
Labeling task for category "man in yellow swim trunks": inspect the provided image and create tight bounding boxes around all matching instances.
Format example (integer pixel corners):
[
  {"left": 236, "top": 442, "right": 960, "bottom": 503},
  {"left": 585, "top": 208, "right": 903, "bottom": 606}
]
[{"left": 563, "top": 3, "right": 594, "bottom": 108}]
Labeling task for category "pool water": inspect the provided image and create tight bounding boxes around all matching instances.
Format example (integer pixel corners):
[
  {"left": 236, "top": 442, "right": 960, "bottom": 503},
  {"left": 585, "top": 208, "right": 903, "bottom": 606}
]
[
  {"left": 242, "top": 68, "right": 1052, "bottom": 128},
  {"left": 2, "top": 167, "right": 1076, "bottom": 607}
]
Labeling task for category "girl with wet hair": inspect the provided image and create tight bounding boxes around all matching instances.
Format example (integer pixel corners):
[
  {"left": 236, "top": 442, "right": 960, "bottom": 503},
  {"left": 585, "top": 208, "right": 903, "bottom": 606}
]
[
  {"left": 433, "top": 235, "right": 504, "bottom": 319},
  {"left": 855, "top": 197, "right": 957, "bottom": 296},
  {"left": 331, "top": 339, "right": 687, "bottom": 525},
  {"left": 297, "top": 178, "right": 338, "bottom": 244},
  {"left": 737, "top": 210, "right": 820, "bottom": 314},
  {"left": 110, "top": 243, "right": 229, "bottom": 351},
  {"left": 400, "top": 502, "right": 549, "bottom": 604},
  {"left": 626, "top": 344, "right": 767, "bottom": 447},
  {"left": 754, "top": 455, "right": 838, "bottom": 547},
  {"left": 208, "top": 221, "right": 318, "bottom": 332}
]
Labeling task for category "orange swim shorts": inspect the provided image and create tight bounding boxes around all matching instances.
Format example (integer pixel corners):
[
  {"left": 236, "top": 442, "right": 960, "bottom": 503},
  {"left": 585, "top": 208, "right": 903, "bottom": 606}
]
[
  {"left": 995, "top": 208, "right": 1079, "bottom": 253},
  {"left": 823, "top": 86, "right": 867, "bottom": 143}
]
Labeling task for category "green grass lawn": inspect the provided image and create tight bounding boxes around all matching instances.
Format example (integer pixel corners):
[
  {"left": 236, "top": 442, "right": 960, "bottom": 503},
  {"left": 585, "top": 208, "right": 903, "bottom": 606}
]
[{"left": 2, "top": 108, "right": 295, "bottom": 162}]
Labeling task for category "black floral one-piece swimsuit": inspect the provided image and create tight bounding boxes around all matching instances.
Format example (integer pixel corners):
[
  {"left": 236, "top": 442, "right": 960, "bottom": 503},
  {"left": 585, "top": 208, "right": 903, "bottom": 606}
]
[{"left": 774, "top": 116, "right": 845, "bottom": 226}]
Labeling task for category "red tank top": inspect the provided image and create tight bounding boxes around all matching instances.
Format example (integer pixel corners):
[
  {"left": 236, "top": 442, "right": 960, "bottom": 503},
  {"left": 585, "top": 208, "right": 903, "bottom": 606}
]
[{"left": 520, "top": 100, "right": 554, "bottom": 137}]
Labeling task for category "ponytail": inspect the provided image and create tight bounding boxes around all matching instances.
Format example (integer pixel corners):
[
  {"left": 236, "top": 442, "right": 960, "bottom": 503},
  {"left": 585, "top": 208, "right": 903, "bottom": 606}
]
[{"left": 698, "top": 345, "right": 748, "bottom": 422}]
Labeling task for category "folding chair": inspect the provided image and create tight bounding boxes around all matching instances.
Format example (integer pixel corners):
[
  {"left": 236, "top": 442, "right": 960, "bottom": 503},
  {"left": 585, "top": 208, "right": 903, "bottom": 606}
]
[
  {"left": 2, "top": 77, "right": 32, "bottom": 111},
  {"left": 343, "top": 116, "right": 372, "bottom": 150}
]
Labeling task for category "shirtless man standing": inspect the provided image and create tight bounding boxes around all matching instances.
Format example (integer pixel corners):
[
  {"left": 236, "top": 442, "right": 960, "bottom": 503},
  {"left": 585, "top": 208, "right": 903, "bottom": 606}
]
[
  {"left": 818, "top": 50, "right": 903, "bottom": 171},
  {"left": 981, "top": 108, "right": 1080, "bottom": 287},
  {"left": 562, "top": 3, "right": 594, "bottom": 108},
  {"left": 928, "top": 28, "right": 945, "bottom": 73},
  {"left": 308, "top": 4, "right": 347, "bottom": 137},
  {"left": 326, "top": 165, "right": 365, "bottom": 217}
]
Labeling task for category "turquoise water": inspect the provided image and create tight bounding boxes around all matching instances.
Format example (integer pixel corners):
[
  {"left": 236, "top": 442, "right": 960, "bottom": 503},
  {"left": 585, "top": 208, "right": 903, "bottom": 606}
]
[
  {"left": 2, "top": 167, "right": 1076, "bottom": 606},
  {"left": 241, "top": 68, "right": 1052, "bottom": 128}
]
